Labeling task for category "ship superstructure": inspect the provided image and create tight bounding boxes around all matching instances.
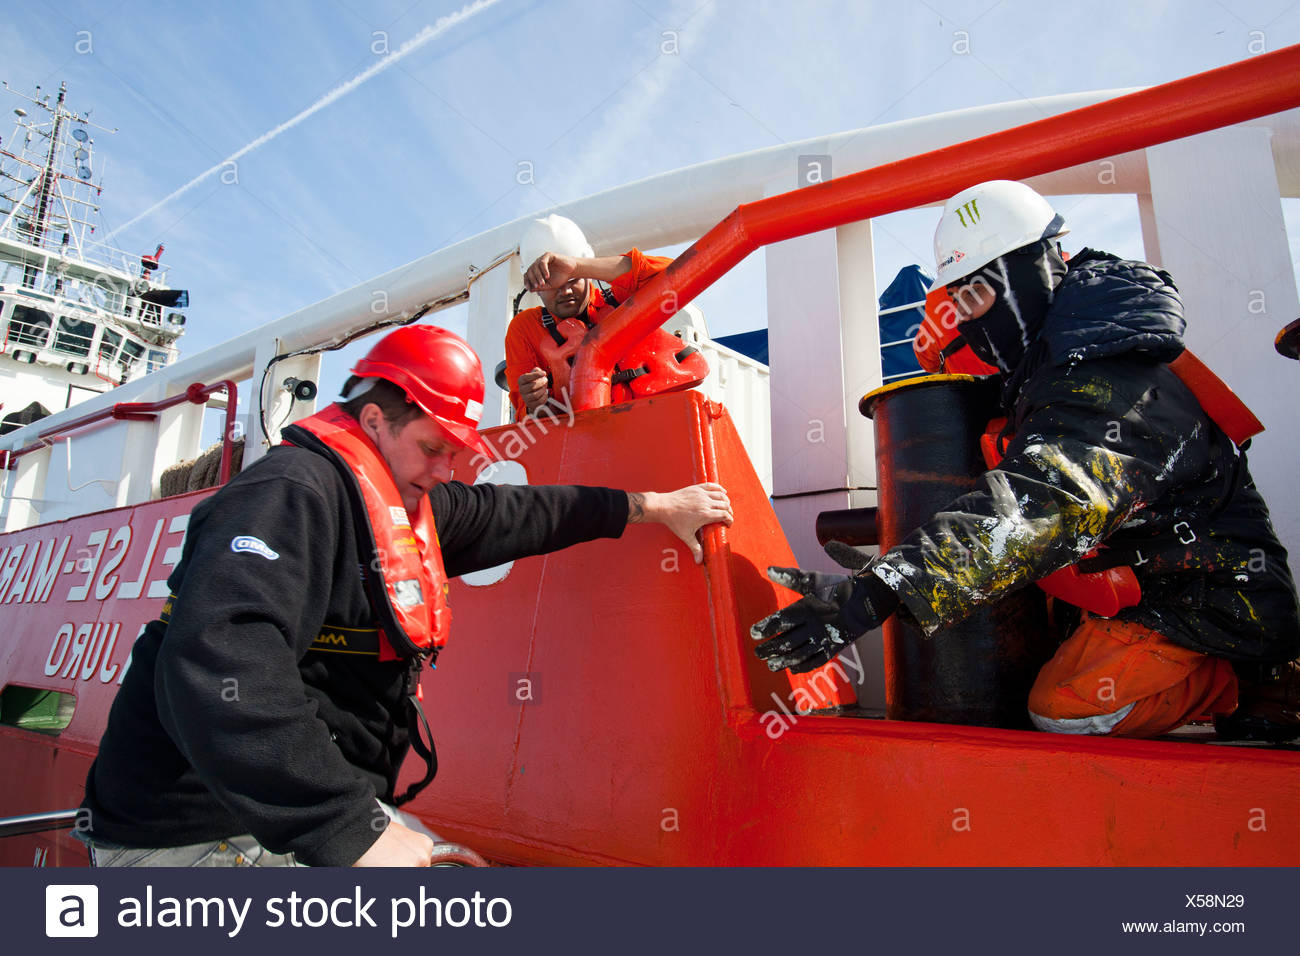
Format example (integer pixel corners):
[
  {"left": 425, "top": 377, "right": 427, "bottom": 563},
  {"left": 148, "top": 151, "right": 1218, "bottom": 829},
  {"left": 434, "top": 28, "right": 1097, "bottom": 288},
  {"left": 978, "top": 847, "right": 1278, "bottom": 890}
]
[{"left": 0, "top": 82, "right": 187, "bottom": 429}]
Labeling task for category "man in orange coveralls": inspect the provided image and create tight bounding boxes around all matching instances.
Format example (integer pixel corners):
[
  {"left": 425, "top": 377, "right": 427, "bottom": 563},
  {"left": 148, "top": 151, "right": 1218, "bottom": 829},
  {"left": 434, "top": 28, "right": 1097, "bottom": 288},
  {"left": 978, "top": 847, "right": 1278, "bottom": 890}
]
[{"left": 504, "top": 214, "right": 672, "bottom": 419}]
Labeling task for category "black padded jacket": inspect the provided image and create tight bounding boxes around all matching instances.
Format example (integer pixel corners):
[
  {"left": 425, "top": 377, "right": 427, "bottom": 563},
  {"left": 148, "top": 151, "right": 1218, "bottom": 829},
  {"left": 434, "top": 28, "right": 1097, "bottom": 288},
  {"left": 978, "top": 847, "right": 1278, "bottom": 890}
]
[
  {"left": 82, "top": 444, "right": 629, "bottom": 866},
  {"left": 874, "top": 249, "right": 1300, "bottom": 663}
]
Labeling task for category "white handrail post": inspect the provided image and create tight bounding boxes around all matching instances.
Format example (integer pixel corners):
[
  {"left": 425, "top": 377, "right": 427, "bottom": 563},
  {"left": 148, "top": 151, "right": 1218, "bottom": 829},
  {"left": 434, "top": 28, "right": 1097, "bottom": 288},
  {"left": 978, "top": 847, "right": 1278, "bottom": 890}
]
[
  {"left": 466, "top": 257, "right": 521, "bottom": 428},
  {"left": 1147, "top": 125, "right": 1300, "bottom": 560},
  {"left": 249, "top": 341, "right": 323, "bottom": 458},
  {"left": 836, "top": 219, "right": 881, "bottom": 511},
  {"left": 765, "top": 170, "right": 853, "bottom": 575}
]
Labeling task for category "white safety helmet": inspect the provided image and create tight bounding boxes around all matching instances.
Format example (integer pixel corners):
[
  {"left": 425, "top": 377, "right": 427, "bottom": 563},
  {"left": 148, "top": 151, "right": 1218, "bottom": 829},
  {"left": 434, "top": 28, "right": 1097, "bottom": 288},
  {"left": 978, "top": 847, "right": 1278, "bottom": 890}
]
[
  {"left": 932, "top": 180, "right": 1068, "bottom": 287},
  {"left": 518, "top": 214, "right": 594, "bottom": 269}
]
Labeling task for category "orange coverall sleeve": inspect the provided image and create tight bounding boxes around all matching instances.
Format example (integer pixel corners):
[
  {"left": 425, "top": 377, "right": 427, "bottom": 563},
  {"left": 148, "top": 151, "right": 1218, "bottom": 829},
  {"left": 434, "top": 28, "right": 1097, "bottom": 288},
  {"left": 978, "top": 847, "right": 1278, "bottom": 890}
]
[
  {"left": 607, "top": 248, "right": 672, "bottom": 301},
  {"left": 504, "top": 307, "right": 546, "bottom": 419}
]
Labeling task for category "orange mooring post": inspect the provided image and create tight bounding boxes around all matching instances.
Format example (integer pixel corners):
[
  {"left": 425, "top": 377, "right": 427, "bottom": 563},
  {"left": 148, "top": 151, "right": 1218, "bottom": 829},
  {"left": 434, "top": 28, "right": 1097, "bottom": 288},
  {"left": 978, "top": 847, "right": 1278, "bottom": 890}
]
[{"left": 569, "top": 44, "right": 1300, "bottom": 409}]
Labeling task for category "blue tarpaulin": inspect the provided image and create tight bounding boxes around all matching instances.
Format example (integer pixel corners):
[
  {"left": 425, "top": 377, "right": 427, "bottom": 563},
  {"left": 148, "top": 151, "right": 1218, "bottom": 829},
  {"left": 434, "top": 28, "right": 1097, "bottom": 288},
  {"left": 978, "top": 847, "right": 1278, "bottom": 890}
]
[
  {"left": 713, "top": 328, "right": 768, "bottom": 365},
  {"left": 878, "top": 264, "right": 932, "bottom": 382}
]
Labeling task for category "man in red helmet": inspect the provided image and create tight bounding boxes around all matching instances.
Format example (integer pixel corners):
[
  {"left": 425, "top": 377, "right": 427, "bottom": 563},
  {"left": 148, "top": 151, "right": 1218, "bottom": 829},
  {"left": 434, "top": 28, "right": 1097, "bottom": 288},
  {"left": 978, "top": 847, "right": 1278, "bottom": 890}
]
[{"left": 78, "top": 324, "right": 732, "bottom": 867}]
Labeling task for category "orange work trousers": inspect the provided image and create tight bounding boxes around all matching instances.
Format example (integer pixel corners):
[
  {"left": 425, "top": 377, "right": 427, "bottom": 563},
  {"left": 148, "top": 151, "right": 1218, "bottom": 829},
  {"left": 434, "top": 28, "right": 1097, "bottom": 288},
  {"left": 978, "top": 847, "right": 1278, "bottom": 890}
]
[{"left": 1027, "top": 614, "right": 1238, "bottom": 738}]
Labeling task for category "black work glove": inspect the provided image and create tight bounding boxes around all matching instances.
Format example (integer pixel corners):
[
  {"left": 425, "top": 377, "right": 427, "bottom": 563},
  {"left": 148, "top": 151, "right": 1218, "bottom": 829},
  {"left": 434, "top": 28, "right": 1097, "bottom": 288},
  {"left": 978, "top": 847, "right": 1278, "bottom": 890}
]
[{"left": 751, "top": 563, "right": 899, "bottom": 674}]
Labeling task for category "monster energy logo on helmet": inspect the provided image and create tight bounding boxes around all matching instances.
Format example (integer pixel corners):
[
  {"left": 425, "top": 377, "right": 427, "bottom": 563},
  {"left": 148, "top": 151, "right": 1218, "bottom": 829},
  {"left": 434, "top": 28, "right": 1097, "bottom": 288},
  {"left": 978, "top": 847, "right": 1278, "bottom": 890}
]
[{"left": 955, "top": 199, "right": 980, "bottom": 228}]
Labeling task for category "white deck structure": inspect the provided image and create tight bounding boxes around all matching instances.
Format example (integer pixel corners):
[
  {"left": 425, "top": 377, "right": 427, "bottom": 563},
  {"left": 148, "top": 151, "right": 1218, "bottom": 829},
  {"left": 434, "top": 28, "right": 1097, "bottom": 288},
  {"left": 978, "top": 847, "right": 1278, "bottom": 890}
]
[{"left": 0, "top": 83, "right": 187, "bottom": 422}]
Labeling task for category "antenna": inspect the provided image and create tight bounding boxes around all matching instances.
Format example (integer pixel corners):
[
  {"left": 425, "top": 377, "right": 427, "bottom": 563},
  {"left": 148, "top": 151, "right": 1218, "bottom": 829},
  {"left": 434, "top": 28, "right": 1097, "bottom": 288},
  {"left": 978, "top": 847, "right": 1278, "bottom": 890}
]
[
  {"left": 0, "top": 80, "right": 187, "bottom": 360},
  {"left": 2, "top": 80, "right": 117, "bottom": 134},
  {"left": 0, "top": 82, "right": 122, "bottom": 275}
]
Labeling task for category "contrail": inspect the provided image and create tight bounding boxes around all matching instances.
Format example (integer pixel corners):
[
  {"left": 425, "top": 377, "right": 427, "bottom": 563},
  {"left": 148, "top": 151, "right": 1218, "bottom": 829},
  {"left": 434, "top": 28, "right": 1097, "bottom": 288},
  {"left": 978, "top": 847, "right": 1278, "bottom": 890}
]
[{"left": 107, "top": 0, "right": 504, "bottom": 239}]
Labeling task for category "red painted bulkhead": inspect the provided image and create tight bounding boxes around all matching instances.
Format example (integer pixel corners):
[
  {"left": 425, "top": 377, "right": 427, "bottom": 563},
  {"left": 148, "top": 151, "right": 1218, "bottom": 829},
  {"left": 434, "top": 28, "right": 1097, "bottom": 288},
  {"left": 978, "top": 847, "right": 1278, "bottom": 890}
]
[
  {"left": 2, "top": 392, "right": 1298, "bottom": 865},
  {"left": 404, "top": 392, "right": 1300, "bottom": 865}
]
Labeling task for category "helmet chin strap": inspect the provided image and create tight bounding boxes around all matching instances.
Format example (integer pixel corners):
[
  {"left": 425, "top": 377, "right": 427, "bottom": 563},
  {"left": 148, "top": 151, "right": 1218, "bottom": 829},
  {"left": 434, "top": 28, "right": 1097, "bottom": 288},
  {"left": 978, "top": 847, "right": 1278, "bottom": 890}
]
[
  {"left": 575, "top": 281, "right": 593, "bottom": 315},
  {"left": 341, "top": 377, "right": 378, "bottom": 402}
]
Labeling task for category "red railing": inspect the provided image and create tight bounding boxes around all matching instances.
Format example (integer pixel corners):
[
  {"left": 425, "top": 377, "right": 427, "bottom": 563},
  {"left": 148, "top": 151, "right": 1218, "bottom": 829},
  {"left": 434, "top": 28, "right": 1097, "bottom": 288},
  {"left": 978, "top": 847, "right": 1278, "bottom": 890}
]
[
  {"left": 570, "top": 43, "right": 1300, "bottom": 409},
  {"left": 3, "top": 380, "right": 239, "bottom": 485}
]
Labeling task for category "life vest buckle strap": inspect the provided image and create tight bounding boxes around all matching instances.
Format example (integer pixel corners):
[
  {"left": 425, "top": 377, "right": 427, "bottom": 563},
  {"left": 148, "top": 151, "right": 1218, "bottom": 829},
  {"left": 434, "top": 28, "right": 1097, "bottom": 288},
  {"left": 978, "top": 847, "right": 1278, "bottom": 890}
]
[
  {"left": 610, "top": 365, "right": 650, "bottom": 385},
  {"left": 395, "top": 659, "right": 438, "bottom": 805}
]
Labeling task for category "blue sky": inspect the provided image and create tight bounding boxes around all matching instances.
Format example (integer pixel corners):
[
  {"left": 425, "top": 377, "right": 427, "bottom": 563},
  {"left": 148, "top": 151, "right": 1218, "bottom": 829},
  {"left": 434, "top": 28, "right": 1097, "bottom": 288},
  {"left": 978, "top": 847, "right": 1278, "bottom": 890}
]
[{"left": 4, "top": 0, "right": 1299, "bottom": 399}]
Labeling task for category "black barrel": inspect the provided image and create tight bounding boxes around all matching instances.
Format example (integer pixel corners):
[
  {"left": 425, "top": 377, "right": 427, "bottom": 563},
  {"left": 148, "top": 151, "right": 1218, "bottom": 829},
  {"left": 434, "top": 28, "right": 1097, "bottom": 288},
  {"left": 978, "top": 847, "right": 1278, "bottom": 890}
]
[{"left": 860, "top": 374, "right": 1054, "bottom": 729}]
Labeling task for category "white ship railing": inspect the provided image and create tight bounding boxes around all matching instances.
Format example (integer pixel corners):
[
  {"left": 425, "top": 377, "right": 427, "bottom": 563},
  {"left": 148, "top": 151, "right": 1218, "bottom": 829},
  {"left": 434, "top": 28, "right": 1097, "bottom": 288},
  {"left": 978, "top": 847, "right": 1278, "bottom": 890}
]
[
  {"left": 1, "top": 85, "right": 1297, "bottom": 582},
  {"left": 0, "top": 233, "right": 170, "bottom": 288}
]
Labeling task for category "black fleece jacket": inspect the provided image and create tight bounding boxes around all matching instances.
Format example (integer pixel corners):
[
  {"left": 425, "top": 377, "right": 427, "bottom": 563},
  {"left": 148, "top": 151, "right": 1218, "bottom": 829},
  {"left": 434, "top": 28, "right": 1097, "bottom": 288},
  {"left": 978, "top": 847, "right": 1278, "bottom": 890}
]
[
  {"left": 874, "top": 250, "right": 1300, "bottom": 662},
  {"left": 82, "top": 444, "right": 629, "bottom": 866}
]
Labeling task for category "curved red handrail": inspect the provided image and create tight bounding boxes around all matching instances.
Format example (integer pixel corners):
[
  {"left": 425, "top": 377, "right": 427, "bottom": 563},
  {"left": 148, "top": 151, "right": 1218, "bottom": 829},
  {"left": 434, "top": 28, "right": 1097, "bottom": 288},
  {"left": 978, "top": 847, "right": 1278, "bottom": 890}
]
[{"left": 570, "top": 43, "right": 1300, "bottom": 409}]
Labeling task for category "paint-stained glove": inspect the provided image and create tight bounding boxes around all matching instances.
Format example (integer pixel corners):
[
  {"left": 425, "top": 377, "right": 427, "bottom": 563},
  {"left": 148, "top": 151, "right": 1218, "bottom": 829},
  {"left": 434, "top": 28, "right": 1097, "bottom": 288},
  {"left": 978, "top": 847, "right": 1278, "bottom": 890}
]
[{"left": 751, "top": 564, "right": 899, "bottom": 674}]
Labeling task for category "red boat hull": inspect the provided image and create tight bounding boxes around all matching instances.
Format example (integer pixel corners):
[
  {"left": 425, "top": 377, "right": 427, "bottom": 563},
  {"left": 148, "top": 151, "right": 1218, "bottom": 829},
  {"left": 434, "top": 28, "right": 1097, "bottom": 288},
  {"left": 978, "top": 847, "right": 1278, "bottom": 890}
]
[{"left": 3, "top": 393, "right": 1297, "bottom": 866}]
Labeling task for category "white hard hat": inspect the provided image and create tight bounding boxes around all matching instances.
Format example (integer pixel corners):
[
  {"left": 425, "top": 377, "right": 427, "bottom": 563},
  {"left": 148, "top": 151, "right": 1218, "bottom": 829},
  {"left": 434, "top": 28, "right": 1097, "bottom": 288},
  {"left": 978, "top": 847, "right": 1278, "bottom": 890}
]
[
  {"left": 519, "top": 214, "right": 594, "bottom": 269},
  {"left": 932, "top": 180, "right": 1068, "bottom": 287}
]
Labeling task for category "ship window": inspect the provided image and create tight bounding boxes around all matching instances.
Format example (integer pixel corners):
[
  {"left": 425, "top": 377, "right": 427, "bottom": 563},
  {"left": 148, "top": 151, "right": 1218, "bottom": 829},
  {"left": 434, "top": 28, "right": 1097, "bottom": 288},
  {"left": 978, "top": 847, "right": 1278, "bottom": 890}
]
[
  {"left": 99, "top": 327, "right": 122, "bottom": 361},
  {"left": 8, "top": 304, "right": 52, "bottom": 348},
  {"left": 118, "top": 337, "right": 145, "bottom": 370},
  {"left": 147, "top": 349, "right": 169, "bottom": 373},
  {"left": 0, "top": 684, "right": 76, "bottom": 736},
  {"left": 52, "top": 316, "right": 95, "bottom": 357}
]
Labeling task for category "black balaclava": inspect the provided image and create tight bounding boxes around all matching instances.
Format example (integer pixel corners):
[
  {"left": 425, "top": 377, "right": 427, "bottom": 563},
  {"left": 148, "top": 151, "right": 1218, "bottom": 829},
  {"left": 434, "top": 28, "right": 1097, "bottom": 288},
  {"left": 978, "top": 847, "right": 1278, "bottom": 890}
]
[{"left": 953, "top": 239, "right": 1067, "bottom": 374}]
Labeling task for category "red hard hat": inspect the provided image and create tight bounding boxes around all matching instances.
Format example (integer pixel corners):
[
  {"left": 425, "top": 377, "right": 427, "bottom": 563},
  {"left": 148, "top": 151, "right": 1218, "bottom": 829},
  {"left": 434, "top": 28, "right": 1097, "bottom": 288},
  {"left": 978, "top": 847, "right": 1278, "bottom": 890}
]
[{"left": 351, "top": 325, "right": 494, "bottom": 460}]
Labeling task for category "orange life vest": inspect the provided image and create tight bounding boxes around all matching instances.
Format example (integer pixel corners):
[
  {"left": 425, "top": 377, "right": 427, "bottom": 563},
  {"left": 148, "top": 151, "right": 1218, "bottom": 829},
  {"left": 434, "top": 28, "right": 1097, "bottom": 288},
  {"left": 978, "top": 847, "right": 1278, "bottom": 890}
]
[
  {"left": 617, "top": 329, "right": 711, "bottom": 398},
  {"left": 285, "top": 404, "right": 450, "bottom": 662},
  {"left": 533, "top": 287, "right": 709, "bottom": 404},
  {"left": 914, "top": 286, "right": 1000, "bottom": 376},
  {"left": 535, "top": 304, "right": 634, "bottom": 404}
]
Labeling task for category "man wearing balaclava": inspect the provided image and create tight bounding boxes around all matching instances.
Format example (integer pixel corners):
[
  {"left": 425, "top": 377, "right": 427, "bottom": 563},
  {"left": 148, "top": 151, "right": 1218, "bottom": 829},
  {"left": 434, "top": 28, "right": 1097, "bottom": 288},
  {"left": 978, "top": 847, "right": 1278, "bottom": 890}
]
[{"left": 750, "top": 180, "right": 1300, "bottom": 741}]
